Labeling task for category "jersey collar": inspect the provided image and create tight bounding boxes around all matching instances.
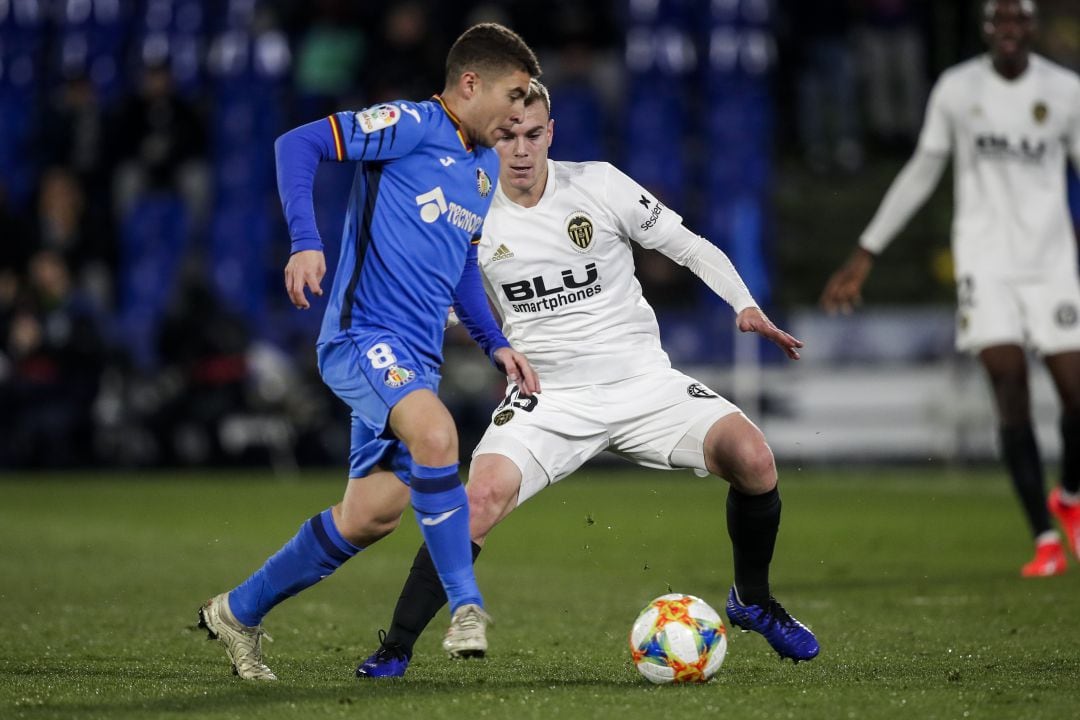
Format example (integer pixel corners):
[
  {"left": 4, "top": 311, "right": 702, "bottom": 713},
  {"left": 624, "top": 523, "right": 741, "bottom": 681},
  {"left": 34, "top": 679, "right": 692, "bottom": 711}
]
[{"left": 432, "top": 95, "right": 473, "bottom": 152}]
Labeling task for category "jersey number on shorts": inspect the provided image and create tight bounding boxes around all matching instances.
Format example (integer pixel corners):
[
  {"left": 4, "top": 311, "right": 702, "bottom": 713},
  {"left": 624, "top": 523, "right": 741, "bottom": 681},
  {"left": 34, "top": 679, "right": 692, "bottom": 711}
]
[{"left": 366, "top": 343, "right": 398, "bottom": 369}]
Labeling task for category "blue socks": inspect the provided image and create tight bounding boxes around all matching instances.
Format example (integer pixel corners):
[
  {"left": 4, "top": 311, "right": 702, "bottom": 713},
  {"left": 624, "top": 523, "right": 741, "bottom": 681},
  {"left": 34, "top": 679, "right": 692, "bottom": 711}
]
[
  {"left": 228, "top": 508, "right": 360, "bottom": 627},
  {"left": 226, "top": 464, "right": 480, "bottom": 626},
  {"left": 409, "top": 461, "right": 483, "bottom": 612}
]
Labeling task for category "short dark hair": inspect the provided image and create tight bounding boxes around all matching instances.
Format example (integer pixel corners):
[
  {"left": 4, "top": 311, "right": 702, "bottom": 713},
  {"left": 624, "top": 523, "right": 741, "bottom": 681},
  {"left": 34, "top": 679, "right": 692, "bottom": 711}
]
[
  {"left": 445, "top": 23, "right": 541, "bottom": 85},
  {"left": 524, "top": 78, "right": 551, "bottom": 114},
  {"left": 983, "top": 0, "right": 1037, "bottom": 20}
]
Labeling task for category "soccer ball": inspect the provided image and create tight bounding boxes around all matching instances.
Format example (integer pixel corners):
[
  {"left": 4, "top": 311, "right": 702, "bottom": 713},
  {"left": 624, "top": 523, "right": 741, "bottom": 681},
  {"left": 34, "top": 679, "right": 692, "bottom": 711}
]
[{"left": 629, "top": 593, "right": 727, "bottom": 684}]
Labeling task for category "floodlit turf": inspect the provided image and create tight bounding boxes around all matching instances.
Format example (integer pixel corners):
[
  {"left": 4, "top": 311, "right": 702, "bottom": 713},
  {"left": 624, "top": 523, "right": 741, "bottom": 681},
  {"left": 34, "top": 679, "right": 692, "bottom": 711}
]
[{"left": 1, "top": 466, "right": 1078, "bottom": 719}]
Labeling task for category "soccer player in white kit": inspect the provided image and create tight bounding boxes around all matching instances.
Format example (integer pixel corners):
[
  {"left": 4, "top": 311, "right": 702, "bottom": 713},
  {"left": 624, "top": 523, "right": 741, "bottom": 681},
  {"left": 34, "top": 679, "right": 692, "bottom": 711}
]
[
  {"left": 355, "top": 80, "right": 819, "bottom": 678},
  {"left": 821, "top": 0, "right": 1080, "bottom": 577}
]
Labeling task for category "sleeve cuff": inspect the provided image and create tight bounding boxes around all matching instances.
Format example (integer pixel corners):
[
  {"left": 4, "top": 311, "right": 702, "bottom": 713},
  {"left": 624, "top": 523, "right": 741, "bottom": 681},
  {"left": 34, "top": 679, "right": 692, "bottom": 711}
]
[
  {"left": 290, "top": 238, "right": 324, "bottom": 254},
  {"left": 486, "top": 340, "right": 511, "bottom": 366},
  {"left": 858, "top": 235, "right": 884, "bottom": 255},
  {"left": 732, "top": 297, "right": 758, "bottom": 314}
]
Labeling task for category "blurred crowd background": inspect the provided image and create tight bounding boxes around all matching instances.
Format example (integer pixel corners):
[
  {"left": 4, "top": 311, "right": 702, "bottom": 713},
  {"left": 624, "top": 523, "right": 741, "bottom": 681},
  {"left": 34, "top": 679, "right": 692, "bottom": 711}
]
[{"left": 1, "top": 0, "right": 1079, "bottom": 470}]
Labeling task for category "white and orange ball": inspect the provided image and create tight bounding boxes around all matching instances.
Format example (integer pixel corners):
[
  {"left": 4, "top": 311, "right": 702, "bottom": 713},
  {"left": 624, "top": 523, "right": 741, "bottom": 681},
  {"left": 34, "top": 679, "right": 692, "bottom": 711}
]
[{"left": 629, "top": 593, "right": 727, "bottom": 684}]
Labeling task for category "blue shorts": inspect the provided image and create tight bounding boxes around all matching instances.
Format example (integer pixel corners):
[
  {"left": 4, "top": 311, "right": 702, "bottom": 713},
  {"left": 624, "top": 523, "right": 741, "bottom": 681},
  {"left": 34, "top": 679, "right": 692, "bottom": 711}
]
[{"left": 317, "top": 329, "right": 441, "bottom": 482}]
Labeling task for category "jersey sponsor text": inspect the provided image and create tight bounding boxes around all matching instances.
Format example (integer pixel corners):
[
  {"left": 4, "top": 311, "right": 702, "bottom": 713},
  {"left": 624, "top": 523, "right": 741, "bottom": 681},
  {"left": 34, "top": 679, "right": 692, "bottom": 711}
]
[{"left": 502, "top": 263, "right": 601, "bottom": 312}]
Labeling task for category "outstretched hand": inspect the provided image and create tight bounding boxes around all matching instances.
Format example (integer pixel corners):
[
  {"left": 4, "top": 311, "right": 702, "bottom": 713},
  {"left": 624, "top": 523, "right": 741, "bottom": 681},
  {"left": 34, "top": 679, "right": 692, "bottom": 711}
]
[
  {"left": 736, "top": 307, "right": 803, "bottom": 360},
  {"left": 820, "top": 247, "right": 874, "bottom": 315},
  {"left": 493, "top": 346, "right": 541, "bottom": 397},
  {"left": 284, "top": 250, "right": 326, "bottom": 309}
]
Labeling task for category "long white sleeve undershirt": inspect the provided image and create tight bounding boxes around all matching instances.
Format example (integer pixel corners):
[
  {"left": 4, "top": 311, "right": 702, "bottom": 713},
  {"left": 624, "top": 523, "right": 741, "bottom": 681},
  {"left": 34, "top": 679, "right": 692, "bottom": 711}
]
[
  {"left": 858, "top": 150, "right": 949, "bottom": 255},
  {"left": 646, "top": 223, "right": 758, "bottom": 313}
]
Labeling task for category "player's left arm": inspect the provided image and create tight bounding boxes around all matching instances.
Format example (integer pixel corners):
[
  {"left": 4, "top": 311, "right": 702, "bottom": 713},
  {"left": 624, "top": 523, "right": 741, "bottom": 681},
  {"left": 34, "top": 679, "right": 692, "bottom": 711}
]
[
  {"left": 600, "top": 164, "right": 802, "bottom": 359},
  {"left": 452, "top": 242, "right": 540, "bottom": 395},
  {"left": 647, "top": 222, "right": 803, "bottom": 360},
  {"left": 734, "top": 306, "right": 802, "bottom": 361}
]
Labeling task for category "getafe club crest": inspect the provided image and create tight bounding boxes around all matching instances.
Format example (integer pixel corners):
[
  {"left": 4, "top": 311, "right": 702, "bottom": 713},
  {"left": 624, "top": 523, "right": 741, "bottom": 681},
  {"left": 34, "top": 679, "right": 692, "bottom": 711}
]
[
  {"left": 384, "top": 365, "right": 416, "bottom": 388},
  {"left": 566, "top": 212, "right": 594, "bottom": 253},
  {"left": 1033, "top": 101, "right": 1048, "bottom": 124},
  {"left": 476, "top": 168, "right": 492, "bottom": 198}
]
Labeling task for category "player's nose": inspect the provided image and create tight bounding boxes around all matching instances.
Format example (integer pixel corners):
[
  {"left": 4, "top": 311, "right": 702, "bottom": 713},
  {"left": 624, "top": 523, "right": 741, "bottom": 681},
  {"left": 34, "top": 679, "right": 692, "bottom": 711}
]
[{"left": 507, "top": 99, "right": 525, "bottom": 125}]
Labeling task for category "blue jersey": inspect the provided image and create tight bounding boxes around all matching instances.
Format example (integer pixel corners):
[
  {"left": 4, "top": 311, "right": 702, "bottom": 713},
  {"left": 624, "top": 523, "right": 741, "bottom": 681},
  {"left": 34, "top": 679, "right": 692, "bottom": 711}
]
[{"left": 277, "top": 97, "right": 501, "bottom": 368}]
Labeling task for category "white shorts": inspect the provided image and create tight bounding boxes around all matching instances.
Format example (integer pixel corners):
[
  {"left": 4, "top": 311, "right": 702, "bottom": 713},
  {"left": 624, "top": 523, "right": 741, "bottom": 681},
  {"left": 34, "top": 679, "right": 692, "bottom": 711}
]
[
  {"left": 471, "top": 368, "right": 740, "bottom": 506},
  {"left": 955, "top": 273, "right": 1080, "bottom": 355}
]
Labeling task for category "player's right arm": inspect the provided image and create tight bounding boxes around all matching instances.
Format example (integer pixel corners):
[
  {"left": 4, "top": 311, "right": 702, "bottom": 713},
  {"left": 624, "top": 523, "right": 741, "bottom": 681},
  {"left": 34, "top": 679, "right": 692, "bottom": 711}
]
[
  {"left": 274, "top": 102, "right": 429, "bottom": 308},
  {"left": 820, "top": 75, "right": 953, "bottom": 314},
  {"left": 451, "top": 241, "right": 540, "bottom": 396}
]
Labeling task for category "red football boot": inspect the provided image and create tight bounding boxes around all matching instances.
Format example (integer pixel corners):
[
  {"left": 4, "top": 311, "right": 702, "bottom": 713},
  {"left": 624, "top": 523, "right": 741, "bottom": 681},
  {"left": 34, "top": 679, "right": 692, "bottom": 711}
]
[
  {"left": 1020, "top": 537, "right": 1067, "bottom": 578},
  {"left": 1048, "top": 488, "right": 1080, "bottom": 560}
]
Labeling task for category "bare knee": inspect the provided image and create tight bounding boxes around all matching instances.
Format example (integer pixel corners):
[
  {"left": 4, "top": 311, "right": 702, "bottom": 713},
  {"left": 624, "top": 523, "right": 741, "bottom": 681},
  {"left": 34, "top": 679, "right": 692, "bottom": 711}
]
[
  {"left": 981, "top": 347, "right": 1031, "bottom": 425},
  {"left": 988, "top": 372, "right": 1029, "bottom": 423},
  {"left": 466, "top": 456, "right": 522, "bottom": 542},
  {"left": 335, "top": 505, "right": 403, "bottom": 548},
  {"left": 717, "top": 439, "right": 777, "bottom": 495},
  {"left": 341, "top": 516, "right": 402, "bottom": 548},
  {"left": 467, "top": 479, "right": 504, "bottom": 524},
  {"left": 408, "top": 424, "right": 457, "bottom": 465},
  {"left": 390, "top": 392, "right": 459, "bottom": 465}
]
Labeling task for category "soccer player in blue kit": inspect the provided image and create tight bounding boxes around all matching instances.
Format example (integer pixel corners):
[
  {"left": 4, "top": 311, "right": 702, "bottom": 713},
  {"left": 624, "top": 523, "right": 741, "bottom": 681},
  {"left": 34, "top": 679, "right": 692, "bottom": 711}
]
[{"left": 197, "top": 23, "right": 542, "bottom": 681}]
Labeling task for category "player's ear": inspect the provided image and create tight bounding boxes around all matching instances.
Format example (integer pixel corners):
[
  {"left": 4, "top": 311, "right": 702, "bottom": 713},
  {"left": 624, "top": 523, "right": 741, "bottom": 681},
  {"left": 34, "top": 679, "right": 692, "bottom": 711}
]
[
  {"left": 547, "top": 118, "right": 555, "bottom": 146},
  {"left": 458, "top": 71, "right": 480, "bottom": 100}
]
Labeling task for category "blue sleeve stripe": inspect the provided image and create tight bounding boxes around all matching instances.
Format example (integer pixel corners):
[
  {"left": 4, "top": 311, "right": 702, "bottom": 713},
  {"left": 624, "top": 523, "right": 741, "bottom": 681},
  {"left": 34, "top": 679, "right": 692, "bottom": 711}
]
[{"left": 339, "top": 164, "right": 384, "bottom": 331}]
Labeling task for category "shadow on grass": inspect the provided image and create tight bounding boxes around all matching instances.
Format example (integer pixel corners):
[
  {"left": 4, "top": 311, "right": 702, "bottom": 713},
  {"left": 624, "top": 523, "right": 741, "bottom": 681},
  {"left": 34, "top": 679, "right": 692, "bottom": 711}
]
[
  {"left": 4, "top": 671, "right": 639, "bottom": 719},
  {"left": 776, "top": 567, "right": 1050, "bottom": 594}
]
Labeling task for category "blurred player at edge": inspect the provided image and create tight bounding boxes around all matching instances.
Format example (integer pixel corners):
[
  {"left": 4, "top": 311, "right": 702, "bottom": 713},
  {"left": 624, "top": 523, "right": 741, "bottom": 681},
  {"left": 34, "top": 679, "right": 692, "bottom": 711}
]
[
  {"left": 821, "top": 0, "right": 1080, "bottom": 577},
  {"left": 355, "top": 79, "right": 818, "bottom": 679},
  {"left": 196, "top": 24, "right": 541, "bottom": 680}
]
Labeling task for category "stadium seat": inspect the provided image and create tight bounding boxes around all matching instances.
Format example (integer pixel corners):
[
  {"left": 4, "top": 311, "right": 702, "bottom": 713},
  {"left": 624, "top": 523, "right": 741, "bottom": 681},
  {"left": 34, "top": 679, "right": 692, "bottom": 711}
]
[
  {"left": 51, "top": 0, "right": 133, "bottom": 103},
  {"left": 116, "top": 194, "right": 190, "bottom": 370},
  {"left": 549, "top": 83, "right": 604, "bottom": 162}
]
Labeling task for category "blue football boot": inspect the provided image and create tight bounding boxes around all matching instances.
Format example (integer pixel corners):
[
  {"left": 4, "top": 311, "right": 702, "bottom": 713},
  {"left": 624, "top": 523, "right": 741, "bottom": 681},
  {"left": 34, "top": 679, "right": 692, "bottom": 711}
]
[
  {"left": 355, "top": 630, "right": 410, "bottom": 679},
  {"left": 725, "top": 587, "right": 820, "bottom": 662}
]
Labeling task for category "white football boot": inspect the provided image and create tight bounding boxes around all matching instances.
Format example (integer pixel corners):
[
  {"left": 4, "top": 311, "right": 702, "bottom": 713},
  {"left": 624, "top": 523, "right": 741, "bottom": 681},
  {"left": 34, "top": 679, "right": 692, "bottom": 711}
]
[
  {"left": 198, "top": 593, "right": 277, "bottom": 680},
  {"left": 442, "top": 603, "right": 491, "bottom": 659}
]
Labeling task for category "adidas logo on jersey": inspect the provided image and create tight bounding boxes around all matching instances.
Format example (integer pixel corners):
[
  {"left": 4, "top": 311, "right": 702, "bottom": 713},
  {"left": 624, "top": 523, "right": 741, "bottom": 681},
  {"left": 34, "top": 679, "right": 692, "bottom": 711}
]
[{"left": 491, "top": 244, "right": 515, "bottom": 262}]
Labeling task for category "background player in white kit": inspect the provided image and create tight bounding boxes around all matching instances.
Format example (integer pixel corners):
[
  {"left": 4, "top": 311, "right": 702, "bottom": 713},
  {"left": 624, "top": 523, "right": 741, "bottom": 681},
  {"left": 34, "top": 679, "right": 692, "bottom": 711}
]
[
  {"left": 355, "top": 80, "right": 819, "bottom": 678},
  {"left": 821, "top": 0, "right": 1080, "bottom": 577}
]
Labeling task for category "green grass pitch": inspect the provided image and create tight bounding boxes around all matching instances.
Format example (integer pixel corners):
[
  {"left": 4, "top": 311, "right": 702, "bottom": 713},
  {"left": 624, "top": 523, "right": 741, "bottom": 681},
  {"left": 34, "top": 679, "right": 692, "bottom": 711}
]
[{"left": 2, "top": 466, "right": 1079, "bottom": 719}]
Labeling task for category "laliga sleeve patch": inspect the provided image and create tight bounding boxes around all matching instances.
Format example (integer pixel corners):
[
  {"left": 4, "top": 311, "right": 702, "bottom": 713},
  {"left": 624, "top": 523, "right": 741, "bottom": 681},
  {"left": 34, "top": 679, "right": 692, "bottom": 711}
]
[{"left": 356, "top": 105, "right": 401, "bottom": 134}]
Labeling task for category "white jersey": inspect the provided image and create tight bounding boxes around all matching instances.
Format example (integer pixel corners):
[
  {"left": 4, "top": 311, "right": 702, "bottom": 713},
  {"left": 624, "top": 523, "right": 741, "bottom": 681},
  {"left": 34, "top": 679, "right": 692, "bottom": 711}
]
[
  {"left": 919, "top": 54, "right": 1080, "bottom": 279},
  {"left": 478, "top": 161, "right": 689, "bottom": 387}
]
